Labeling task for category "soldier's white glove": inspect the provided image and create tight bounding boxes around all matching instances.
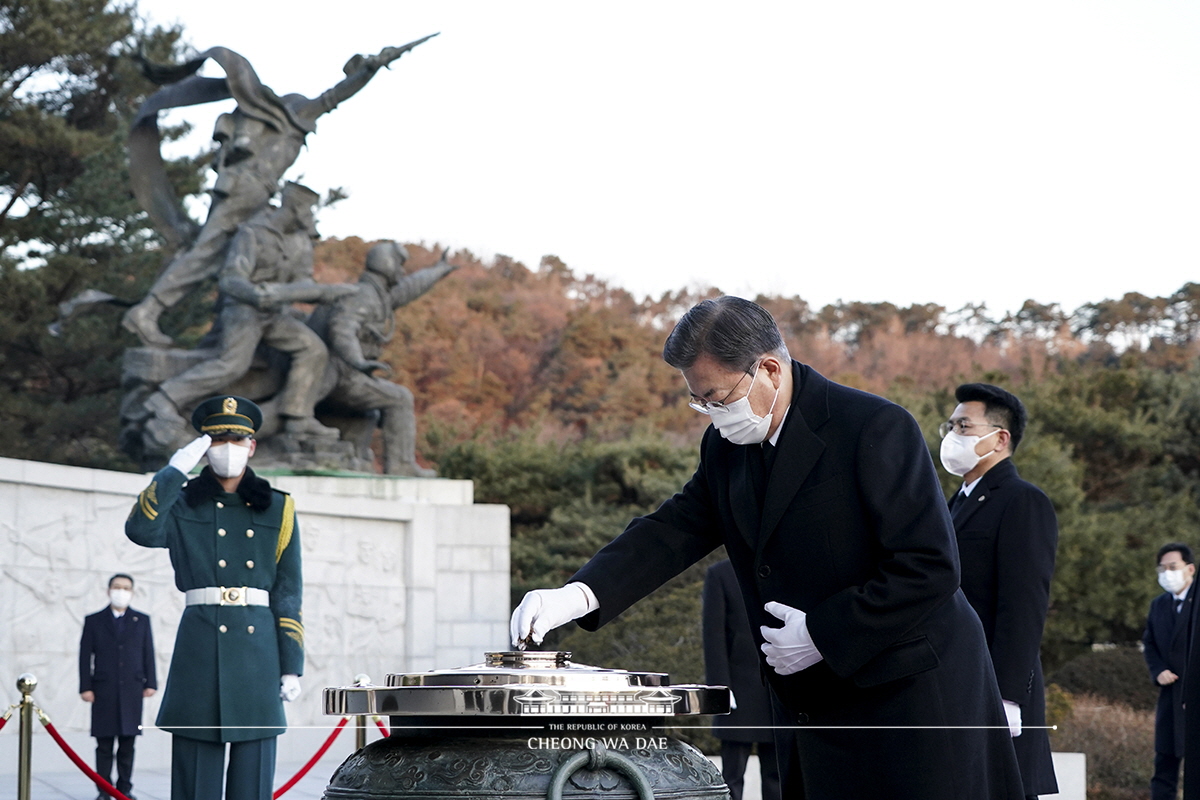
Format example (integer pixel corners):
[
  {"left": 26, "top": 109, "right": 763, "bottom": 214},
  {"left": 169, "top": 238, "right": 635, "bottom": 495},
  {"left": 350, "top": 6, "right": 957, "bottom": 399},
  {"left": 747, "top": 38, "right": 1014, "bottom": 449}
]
[
  {"left": 168, "top": 435, "right": 212, "bottom": 476},
  {"left": 1002, "top": 699, "right": 1022, "bottom": 737},
  {"left": 510, "top": 584, "right": 597, "bottom": 647},
  {"left": 760, "top": 601, "right": 824, "bottom": 675},
  {"left": 281, "top": 674, "right": 301, "bottom": 702}
]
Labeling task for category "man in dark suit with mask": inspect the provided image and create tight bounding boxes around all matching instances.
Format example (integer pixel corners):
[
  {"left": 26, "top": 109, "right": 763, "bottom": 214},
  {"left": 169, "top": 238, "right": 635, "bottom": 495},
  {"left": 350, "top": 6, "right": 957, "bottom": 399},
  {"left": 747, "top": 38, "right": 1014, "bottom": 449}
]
[
  {"left": 511, "top": 296, "right": 1023, "bottom": 800},
  {"left": 79, "top": 573, "right": 157, "bottom": 800},
  {"left": 939, "top": 383, "right": 1058, "bottom": 800},
  {"left": 1145, "top": 542, "right": 1195, "bottom": 800}
]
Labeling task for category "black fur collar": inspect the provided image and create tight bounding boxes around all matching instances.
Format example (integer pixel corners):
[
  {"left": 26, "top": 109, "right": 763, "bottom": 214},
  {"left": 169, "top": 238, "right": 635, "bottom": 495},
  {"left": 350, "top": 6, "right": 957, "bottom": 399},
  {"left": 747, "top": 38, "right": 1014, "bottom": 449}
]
[{"left": 182, "top": 466, "right": 274, "bottom": 511}]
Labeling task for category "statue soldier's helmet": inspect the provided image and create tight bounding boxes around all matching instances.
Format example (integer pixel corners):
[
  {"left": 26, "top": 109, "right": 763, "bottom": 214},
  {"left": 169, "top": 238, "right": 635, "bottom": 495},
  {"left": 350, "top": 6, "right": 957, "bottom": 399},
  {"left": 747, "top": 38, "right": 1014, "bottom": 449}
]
[
  {"left": 365, "top": 241, "right": 410, "bottom": 284},
  {"left": 191, "top": 396, "right": 263, "bottom": 438}
]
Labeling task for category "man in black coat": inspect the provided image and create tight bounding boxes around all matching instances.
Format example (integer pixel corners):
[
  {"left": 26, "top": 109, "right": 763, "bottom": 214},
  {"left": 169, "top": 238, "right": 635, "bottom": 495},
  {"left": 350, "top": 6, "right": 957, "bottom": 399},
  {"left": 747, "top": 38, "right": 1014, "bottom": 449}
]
[
  {"left": 939, "top": 383, "right": 1058, "bottom": 799},
  {"left": 79, "top": 573, "right": 157, "bottom": 800},
  {"left": 703, "top": 558, "right": 781, "bottom": 800},
  {"left": 511, "top": 297, "right": 1023, "bottom": 800},
  {"left": 1144, "top": 542, "right": 1195, "bottom": 800}
]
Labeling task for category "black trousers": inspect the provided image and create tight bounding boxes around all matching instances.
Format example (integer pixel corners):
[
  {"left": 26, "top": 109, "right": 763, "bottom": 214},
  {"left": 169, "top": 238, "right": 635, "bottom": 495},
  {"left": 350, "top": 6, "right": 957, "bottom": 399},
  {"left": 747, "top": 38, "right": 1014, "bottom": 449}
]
[
  {"left": 1152, "top": 750, "right": 1182, "bottom": 800},
  {"left": 171, "top": 735, "right": 276, "bottom": 800},
  {"left": 720, "top": 740, "right": 781, "bottom": 800},
  {"left": 95, "top": 735, "right": 136, "bottom": 795}
]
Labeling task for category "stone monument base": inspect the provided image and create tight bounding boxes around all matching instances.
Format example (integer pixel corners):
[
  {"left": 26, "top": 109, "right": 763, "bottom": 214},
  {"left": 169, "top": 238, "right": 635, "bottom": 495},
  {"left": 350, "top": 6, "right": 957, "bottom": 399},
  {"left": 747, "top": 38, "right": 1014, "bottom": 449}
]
[{"left": 121, "top": 346, "right": 379, "bottom": 472}]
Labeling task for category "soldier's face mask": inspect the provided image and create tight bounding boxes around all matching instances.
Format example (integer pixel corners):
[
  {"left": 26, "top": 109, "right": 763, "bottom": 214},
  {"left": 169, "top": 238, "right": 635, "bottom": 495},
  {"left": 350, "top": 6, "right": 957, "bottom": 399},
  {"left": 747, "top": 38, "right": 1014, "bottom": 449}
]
[{"left": 207, "top": 440, "right": 252, "bottom": 478}]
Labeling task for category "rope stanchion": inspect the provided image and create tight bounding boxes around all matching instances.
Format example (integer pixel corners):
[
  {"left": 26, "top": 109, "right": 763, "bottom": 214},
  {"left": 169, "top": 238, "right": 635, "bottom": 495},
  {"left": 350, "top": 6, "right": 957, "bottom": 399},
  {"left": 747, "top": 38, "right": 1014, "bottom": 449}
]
[
  {"left": 38, "top": 709, "right": 133, "bottom": 800},
  {"left": 272, "top": 716, "right": 350, "bottom": 799},
  {"left": 373, "top": 716, "right": 389, "bottom": 738},
  {"left": 25, "top": 689, "right": 347, "bottom": 800}
]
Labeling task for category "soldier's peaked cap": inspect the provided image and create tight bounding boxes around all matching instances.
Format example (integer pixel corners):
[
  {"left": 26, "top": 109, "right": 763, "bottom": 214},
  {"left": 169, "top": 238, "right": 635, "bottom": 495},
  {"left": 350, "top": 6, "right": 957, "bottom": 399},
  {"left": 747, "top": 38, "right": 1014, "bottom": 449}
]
[{"left": 191, "top": 395, "right": 262, "bottom": 437}]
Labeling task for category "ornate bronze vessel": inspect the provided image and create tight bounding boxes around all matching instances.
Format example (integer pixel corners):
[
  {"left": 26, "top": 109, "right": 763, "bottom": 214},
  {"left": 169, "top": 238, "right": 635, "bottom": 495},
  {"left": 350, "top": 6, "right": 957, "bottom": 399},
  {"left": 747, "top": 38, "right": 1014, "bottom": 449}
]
[{"left": 323, "top": 651, "right": 732, "bottom": 799}]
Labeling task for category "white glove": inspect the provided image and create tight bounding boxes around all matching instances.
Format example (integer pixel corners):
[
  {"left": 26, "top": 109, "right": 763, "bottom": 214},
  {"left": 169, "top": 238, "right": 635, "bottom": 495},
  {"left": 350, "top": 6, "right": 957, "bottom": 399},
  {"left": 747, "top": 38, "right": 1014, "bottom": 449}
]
[
  {"left": 729, "top": 691, "right": 738, "bottom": 711},
  {"left": 280, "top": 674, "right": 301, "bottom": 702},
  {"left": 168, "top": 435, "right": 211, "bottom": 476},
  {"left": 510, "top": 584, "right": 596, "bottom": 647},
  {"left": 760, "top": 601, "right": 824, "bottom": 675},
  {"left": 1002, "top": 699, "right": 1021, "bottom": 737}
]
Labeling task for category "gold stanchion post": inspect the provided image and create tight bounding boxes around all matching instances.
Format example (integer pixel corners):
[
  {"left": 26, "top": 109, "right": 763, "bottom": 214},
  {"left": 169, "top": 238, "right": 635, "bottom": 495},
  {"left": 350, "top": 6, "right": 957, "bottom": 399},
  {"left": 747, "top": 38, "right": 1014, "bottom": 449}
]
[
  {"left": 353, "top": 674, "right": 371, "bottom": 751},
  {"left": 16, "top": 673, "right": 37, "bottom": 800}
]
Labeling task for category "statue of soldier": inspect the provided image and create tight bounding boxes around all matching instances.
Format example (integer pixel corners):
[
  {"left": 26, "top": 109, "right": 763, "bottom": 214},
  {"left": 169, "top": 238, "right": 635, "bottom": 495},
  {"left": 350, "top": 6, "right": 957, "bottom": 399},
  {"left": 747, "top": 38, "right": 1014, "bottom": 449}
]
[
  {"left": 144, "top": 182, "right": 353, "bottom": 444},
  {"left": 123, "top": 37, "right": 436, "bottom": 347},
  {"left": 308, "top": 242, "right": 456, "bottom": 476}
]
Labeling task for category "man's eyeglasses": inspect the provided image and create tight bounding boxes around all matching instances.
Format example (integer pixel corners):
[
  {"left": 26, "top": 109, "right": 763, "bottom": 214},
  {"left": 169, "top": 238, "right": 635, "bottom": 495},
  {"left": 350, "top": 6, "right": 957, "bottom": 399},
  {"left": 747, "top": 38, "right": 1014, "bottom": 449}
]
[
  {"left": 938, "top": 420, "right": 1002, "bottom": 438},
  {"left": 688, "top": 362, "right": 759, "bottom": 415}
]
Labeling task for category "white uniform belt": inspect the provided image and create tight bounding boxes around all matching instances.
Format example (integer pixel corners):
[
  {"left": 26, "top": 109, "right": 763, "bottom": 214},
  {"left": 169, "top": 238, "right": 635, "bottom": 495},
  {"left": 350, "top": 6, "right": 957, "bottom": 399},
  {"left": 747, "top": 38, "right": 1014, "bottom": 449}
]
[{"left": 185, "top": 587, "right": 270, "bottom": 607}]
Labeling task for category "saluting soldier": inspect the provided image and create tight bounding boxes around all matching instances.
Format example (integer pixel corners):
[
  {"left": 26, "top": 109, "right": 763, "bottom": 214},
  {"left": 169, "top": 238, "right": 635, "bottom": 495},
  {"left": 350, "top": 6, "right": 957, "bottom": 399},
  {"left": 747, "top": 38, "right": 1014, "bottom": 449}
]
[{"left": 126, "top": 395, "right": 303, "bottom": 800}]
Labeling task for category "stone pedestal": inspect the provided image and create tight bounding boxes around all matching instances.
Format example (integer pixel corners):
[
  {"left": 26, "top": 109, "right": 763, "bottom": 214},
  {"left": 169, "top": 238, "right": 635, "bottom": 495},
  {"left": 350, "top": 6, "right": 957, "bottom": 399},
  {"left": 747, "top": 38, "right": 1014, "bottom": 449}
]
[{"left": 121, "top": 347, "right": 377, "bottom": 472}]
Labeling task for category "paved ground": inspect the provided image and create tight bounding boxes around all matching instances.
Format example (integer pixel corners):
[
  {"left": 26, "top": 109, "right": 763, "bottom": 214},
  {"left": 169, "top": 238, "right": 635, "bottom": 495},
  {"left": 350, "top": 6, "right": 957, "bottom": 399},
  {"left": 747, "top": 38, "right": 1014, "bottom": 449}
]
[
  {"left": 0, "top": 756, "right": 762, "bottom": 800},
  {"left": 0, "top": 765, "right": 325, "bottom": 800}
]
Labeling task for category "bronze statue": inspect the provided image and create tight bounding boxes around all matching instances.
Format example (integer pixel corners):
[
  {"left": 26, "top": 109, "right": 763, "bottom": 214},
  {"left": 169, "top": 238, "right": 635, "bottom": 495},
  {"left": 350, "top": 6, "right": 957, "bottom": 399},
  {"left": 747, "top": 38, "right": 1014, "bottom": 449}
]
[
  {"left": 123, "top": 36, "right": 437, "bottom": 348},
  {"left": 142, "top": 182, "right": 354, "bottom": 450},
  {"left": 309, "top": 243, "right": 457, "bottom": 476}
]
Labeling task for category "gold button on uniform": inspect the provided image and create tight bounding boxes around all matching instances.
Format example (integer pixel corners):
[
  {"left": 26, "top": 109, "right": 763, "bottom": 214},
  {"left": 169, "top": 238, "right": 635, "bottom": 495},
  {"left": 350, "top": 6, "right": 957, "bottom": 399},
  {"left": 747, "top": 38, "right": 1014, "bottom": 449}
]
[
  {"left": 218, "top": 559, "right": 227, "bottom": 568},
  {"left": 219, "top": 625, "right": 227, "bottom": 633},
  {"left": 218, "top": 528, "right": 226, "bottom": 537},
  {"left": 246, "top": 529, "right": 255, "bottom": 538},
  {"left": 248, "top": 626, "right": 255, "bottom": 634},
  {"left": 246, "top": 560, "right": 254, "bottom": 569}
]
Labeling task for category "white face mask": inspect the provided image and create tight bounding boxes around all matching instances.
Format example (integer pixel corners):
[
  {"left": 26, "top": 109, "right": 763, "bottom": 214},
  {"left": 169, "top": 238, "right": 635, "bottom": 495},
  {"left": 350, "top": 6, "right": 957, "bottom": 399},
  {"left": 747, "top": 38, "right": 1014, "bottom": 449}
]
[
  {"left": 710, "top": 370, "right": 781, "bottom": 446},
  {"left": 109, "top": 589, "right": 132, "bottom": 609},
  {"left": 939, "top": 429, "right": 1000, "bottom": 477},
  {"left": 207, "top": 442, "right": 251, "bottom": 478},
  {"left": 1159, "top": 568, "right": 1189, "bottom": 595}
]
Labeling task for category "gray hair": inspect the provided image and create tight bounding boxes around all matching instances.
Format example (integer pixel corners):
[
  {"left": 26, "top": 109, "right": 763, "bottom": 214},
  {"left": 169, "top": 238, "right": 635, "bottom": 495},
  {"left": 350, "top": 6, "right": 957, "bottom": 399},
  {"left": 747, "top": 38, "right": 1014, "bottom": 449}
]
[{"left": 662, "top": 296, "right": 789, "bottom": 372}]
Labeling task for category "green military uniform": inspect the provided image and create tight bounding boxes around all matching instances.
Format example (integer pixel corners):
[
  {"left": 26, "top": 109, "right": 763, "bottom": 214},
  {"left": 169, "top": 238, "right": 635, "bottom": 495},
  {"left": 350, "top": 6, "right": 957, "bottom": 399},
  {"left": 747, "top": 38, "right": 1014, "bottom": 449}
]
[{"left": 125, "top": 396, "right": 303, "bottom": 800}]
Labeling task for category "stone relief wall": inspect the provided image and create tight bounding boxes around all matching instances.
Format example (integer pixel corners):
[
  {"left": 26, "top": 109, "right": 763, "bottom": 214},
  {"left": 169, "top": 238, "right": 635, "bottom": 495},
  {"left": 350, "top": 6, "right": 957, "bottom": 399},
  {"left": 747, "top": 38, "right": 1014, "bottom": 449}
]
[{"left": 0, "top": 457, "right": 509, "bottom": 772}]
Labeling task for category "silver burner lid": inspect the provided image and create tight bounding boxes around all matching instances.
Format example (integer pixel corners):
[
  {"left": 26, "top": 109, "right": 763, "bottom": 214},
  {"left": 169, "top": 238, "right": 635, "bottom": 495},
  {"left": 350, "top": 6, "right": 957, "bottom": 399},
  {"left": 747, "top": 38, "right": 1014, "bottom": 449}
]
[{"left": 324, "top": 651, "right": 730, "bottom": 718}]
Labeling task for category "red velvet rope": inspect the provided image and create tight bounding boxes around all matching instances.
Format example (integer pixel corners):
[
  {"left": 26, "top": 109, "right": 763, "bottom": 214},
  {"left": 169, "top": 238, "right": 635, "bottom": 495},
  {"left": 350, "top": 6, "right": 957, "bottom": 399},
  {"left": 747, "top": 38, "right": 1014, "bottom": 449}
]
[
  {"left": 40, "top": 718, "right": 133, "bottom": 800},
  {"left": 272, "top": 716, "right": 350, "bottom": 799},
  {"left": 36, "top": 705, "right": 349, "bottom": 800},
  {"left": 374, "top": 717, "right": 390, "bottom": 738}
]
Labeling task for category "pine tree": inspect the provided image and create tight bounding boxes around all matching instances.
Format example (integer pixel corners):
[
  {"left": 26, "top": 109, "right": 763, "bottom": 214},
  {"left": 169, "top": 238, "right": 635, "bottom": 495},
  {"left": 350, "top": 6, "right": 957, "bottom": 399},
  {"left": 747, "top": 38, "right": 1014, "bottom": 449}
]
[{"left": 0, "top": 0, "right": 206, "bottom": 468}]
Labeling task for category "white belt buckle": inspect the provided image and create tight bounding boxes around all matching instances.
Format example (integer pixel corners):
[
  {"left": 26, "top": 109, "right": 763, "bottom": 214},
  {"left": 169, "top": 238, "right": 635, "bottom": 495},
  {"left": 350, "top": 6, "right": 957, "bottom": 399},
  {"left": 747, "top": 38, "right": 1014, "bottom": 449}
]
[{"left": 220, "top": 586, "right": 248, "bottom": 606}]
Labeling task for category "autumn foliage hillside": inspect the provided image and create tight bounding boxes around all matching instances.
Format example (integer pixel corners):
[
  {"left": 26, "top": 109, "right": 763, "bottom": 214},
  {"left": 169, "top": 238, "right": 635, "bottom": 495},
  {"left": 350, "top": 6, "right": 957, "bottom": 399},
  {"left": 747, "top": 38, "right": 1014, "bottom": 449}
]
[{"left": 314, "top": 236, "right": 1200, "bottom": 463}]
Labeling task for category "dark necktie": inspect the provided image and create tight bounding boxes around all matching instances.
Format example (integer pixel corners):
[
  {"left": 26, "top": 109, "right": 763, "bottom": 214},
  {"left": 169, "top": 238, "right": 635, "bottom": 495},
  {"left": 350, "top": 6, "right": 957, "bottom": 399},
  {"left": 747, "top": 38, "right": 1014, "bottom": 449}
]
[
  {"left": 762, "top": 441, "right": 777, "bottom": 475},
  {"left": 1177, "top": 599, "right": 1185, "bottom": 614},
  {"left": 948, "top": 490, "right": 966, "bottom": 514}
]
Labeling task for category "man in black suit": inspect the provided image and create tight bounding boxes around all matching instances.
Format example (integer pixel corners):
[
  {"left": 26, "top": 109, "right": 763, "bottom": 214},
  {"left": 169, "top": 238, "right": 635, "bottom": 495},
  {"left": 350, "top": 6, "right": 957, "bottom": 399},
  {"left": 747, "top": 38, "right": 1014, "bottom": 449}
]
[
  {"left": 79, "top": 573, "right": 157, "bottom": 800},
  {"left": 1144, "top": 542, "right": 1194, "bottom": 800},
  {"left": 703, "top": 558, "right": 781, "bottom": 800},
  {"left": 939, "top": 383, "right": 1058, "bottom": 800},
  {"left": 511, "top": 296, "right": 1023, "bottom": 799}
]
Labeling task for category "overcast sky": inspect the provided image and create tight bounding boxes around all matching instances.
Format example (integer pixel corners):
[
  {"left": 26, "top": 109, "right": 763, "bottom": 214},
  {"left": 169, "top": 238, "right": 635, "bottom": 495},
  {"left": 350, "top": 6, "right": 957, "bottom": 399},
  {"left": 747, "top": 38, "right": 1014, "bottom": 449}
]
[{"left": 133, "top": 0, "right": 1200, "bottom": 317}]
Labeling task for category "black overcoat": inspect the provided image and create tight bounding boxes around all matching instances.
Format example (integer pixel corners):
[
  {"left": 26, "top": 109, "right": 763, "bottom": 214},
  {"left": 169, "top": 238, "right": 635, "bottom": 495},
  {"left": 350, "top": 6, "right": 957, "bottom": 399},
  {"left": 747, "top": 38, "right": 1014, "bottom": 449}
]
[
  {"left": 952, "top": 458, "right": 1059, "bottom": 796},
  {"left": 572, "top": 361, "right": 1023, "bottom": 800},
  {"left": 1145, "top": 587, "right": 1193, "bottom": 757},
  {"left": 702, "top": 559, "right": 773, "bottom": 742},
  {"left": 79, "top": 607, "right": 157, "bottom": 738}
]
